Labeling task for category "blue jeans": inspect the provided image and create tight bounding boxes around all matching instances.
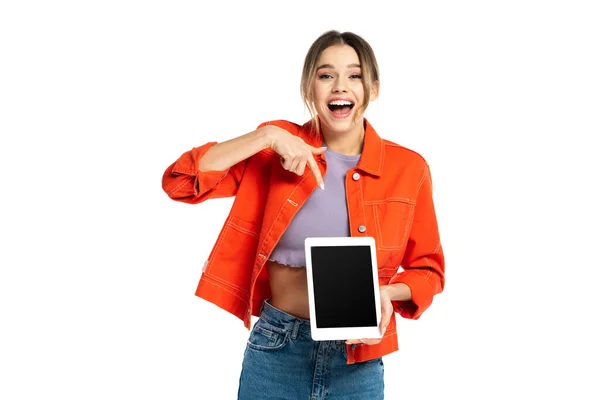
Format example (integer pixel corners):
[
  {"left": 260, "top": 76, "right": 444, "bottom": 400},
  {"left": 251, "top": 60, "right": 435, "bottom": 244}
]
[{"left": 238, "top": 300, "right": 384, "bottom": 399}]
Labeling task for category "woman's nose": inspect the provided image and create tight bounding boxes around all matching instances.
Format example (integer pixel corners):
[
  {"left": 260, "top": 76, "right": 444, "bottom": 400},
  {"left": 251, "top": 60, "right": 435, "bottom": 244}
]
[{"left": 332, "top": 78, "right": 349, "bottom": 93}]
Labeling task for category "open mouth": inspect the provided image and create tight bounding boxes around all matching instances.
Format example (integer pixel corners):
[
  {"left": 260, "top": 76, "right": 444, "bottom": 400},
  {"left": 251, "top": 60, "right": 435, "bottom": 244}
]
[{"left": 327, "top": 100, "right": 354, "bottom": 118}]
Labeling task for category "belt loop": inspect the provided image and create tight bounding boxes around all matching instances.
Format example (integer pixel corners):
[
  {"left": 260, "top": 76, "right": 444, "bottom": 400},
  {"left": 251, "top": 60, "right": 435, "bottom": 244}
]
[
  {"left": 291, "top": 319, "right": 300, "bottom": 340},
  {"left": 259, "top": 299, "right": 267, "bottom": 316}
]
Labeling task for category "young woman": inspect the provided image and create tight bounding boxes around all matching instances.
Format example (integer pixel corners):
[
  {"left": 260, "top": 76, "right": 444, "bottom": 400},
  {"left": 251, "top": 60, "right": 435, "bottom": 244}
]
[{"left": 162, "top": 30, "right": 445, "bottom": 399}]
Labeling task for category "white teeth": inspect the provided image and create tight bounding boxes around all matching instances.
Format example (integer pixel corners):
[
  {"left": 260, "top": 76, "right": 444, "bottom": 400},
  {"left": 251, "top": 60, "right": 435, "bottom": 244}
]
[{"left": 328, "top": 100, "right": 353, "bottom": 106}]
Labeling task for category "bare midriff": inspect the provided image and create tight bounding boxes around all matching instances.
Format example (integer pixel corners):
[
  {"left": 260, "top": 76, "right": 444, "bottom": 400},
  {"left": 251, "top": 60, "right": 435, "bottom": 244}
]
[{"left": 266, "top": 260, "right": 311, "bottom": 319}]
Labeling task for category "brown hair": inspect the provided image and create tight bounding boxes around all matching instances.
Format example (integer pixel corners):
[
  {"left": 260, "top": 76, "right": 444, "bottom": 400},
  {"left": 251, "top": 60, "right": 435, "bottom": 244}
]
[{"left": 300, "top": 30, "right": 380, "bottom": 133}]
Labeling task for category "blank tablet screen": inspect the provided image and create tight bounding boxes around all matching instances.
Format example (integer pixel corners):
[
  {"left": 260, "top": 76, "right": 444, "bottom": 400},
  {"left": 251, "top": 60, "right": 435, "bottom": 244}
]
[{"left": 309, "top": 245, "right": 377, "bottom": 328}]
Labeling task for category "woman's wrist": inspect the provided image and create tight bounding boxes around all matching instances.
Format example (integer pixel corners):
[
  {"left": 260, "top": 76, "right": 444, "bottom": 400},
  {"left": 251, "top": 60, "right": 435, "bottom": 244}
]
[
  {"left": 382, "top": 283, "right": 412, "bottom": 302},
  {"left": 257, "top": 125, "right": 281, "bottom": 150}
]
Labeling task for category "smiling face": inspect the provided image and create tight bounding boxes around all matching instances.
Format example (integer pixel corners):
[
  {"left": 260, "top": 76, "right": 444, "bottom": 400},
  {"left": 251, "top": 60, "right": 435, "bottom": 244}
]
[{"left": 311, "top": 44, "right": 377, "bottom": 138}]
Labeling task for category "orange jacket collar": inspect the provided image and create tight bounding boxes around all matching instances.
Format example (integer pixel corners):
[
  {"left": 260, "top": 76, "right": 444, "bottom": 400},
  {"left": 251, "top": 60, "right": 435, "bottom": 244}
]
[{"left": 299, "top": 118, "right": 383, "bottom": 177}]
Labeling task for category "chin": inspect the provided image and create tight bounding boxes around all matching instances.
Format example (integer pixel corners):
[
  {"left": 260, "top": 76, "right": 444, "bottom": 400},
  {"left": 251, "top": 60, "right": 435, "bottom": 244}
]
[
  {"left": 320, "top": 116, "right": 359, "bottom": 135},
  {"left": 319, "top": 112, "right": 359, "bottom": 134}
]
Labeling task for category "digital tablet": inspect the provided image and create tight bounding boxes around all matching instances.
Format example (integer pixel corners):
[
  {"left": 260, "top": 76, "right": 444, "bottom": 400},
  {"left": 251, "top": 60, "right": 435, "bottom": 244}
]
[{"left": 304, "top": 236, "right": 383, "bottom": 341}]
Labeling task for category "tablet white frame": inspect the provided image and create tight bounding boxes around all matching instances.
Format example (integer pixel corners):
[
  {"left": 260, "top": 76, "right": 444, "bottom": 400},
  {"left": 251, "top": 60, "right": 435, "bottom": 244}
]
[{"left": 304, "top": 236, "right": 383, "bottom": 341}]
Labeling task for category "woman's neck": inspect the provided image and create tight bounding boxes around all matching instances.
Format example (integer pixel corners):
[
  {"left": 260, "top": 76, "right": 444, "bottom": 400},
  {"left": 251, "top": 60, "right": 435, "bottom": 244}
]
[{"left": 320, "top": 119, "right": 365, "bottom": 156}]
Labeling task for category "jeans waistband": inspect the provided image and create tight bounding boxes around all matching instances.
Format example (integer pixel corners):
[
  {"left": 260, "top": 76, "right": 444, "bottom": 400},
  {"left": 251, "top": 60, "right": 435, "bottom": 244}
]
[{"left": 259, "top": 299, "right": 312, "bottom": 338}]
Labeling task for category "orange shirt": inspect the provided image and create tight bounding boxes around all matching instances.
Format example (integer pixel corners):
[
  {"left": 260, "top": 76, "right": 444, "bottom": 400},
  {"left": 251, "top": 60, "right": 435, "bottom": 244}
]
[{"left": 162, "top": 119, "right": 445, "bottom": 364}]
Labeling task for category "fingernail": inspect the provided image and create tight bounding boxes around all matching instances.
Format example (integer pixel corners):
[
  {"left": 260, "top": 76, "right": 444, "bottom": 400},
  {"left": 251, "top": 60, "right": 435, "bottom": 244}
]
[{"left": 319, "top": 183, "right": 325, "bottom": 190}]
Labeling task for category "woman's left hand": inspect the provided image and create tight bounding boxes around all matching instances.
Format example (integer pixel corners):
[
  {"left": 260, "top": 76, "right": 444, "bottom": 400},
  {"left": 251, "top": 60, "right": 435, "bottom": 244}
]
[{"left": 346, "top": 286, "right": 394, "bottom": 346}]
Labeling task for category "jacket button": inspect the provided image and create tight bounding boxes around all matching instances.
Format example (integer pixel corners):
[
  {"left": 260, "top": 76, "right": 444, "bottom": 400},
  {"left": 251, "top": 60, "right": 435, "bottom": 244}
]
[
  {"left": 358, "top": 225, "right": 366, "bottom": 233},
  {"left": 352, "top": 172, "right": 360, "bottom": 181}
]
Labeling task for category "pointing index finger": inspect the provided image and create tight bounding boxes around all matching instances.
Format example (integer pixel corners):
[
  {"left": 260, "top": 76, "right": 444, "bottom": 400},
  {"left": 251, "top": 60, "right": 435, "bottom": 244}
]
[{"left": 306, "top": 155, "right": 324, "bottom": 190}]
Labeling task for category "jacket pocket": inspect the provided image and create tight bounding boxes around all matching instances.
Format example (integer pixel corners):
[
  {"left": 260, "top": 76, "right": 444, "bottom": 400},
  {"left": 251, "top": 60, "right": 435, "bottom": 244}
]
[
  {"left": 370, "top": 198, "right": 414, "bottom": 250},
  {"left": 205, "top": 215, "right": 260, "bottom": 294},
  {"left": 246, "top": 318, "right": 291, "bottom": 351}
]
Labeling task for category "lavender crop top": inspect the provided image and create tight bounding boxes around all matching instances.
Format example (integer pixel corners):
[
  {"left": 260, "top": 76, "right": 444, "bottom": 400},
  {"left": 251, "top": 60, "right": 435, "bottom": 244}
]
[{"left": 268, "top": 146, "right": 361, "bottom": 268}]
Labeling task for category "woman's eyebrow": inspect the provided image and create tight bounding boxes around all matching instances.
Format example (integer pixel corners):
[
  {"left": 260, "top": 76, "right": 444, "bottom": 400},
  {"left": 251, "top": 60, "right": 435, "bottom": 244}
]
[{"left": 316, "top": 63, "right": 362, "bottom": 70}]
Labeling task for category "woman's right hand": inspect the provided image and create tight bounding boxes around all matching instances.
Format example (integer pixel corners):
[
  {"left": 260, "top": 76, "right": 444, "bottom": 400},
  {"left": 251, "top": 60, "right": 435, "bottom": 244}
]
[{"left": 261, "top": 125, "right": 326, "bottom": 190}]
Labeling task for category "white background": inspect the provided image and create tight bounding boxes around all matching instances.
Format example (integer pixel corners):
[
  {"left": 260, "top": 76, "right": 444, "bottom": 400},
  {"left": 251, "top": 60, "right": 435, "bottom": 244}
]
[{"left": 1, "top": 1, "right": 599, "bottom": 399}]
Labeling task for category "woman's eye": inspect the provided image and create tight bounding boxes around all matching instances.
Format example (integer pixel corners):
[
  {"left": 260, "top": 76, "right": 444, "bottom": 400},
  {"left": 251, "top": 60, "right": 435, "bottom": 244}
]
[
  {"left": 318, "top": 74, "right": 333, "bottom": 79},
  {"left": 350, "top": 74, "right": 362, "bottom": 79}
]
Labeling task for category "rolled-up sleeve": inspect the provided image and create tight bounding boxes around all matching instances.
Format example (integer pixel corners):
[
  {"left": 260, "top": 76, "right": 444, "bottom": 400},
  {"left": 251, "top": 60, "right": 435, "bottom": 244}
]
[{"left": 162, "top": 142, "right": 247, "bottom": 204}]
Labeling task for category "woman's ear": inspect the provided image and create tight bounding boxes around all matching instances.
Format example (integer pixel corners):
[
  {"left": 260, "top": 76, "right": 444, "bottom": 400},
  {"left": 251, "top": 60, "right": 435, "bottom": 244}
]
[{"left": 370, "top": 80, "right": 380, "bottom": 101}]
